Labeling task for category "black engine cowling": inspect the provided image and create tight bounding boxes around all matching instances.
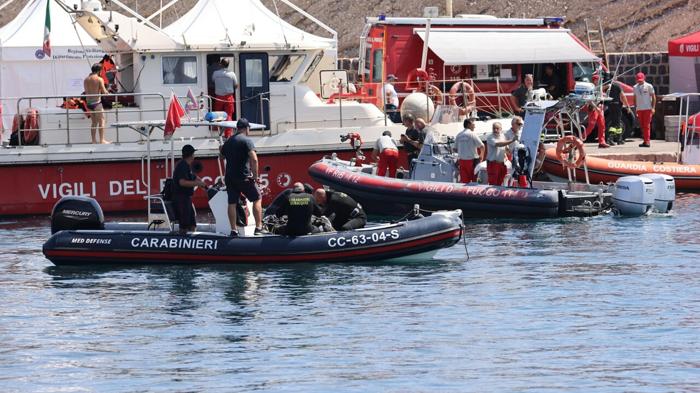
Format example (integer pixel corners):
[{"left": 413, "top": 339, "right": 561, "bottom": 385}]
[{"left": 50, "top": 196, "right": 105, "bottom": 234}]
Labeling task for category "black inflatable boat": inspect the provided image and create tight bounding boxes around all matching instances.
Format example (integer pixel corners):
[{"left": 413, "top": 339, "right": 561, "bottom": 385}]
[
  {"left": 42, "top": 196, "right": 463, "bottom": 266},
  {"left": 308, "top": 158, "right": 613, "bottom": 218}
]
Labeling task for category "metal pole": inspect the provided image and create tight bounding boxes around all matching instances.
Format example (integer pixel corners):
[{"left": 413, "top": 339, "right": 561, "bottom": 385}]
[
  {"left": 66, "top": 108, "right": 71, "bottom": 145},
  {"left": 420, "top": 19, "right": 432, "bottom": 71},
  {"left": 293, "top": 85, "right": 298, "bottom": 130},
  {"left": 496, "top": 77, "right": 501, "bottom": 116},
  {"left": 446, "top": 0, "right": 453, "bottom": 17},
  {"left": 339, "top": 83, "right": 344, "bottom": 128}
]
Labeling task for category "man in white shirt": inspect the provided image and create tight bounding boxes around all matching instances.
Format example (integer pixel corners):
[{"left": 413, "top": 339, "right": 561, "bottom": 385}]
[
  {"left": 384, "top": 74, "right": 401, "bottom": 123},
  {"left": 372, "top": 131, "right": 400, "bottom": 177},
  {"left": 486, "top": 122, "right": 516, "bottom": 186},
  {"left": 504, "top": 116, "right": 524, "bottom": 158},
  {"left": 212, "top": 58, "right": 238, "bottom": 137},
  {"left": 454, "top": 117, "right": 484, "bottom": 183},
  {"left": 633, "top": 72, "right": 656, "bottom": 147}
]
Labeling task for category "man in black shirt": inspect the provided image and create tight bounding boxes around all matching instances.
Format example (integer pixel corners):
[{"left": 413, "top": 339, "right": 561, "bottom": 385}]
[
  {"left": 540, "top": 64, "right": 562, "bottom": 99},
  {"left": 313, "top": 188, "right": 367, "bottom": 231},
  {"left": 510, "top": 74, "right": 534, "bottom": 117},
  {"left": 604, "top": 75, "right": 633, "bottom": 144},
  {"left": 400, "top": 114, "right": 427, "bottom": 170},
  {"left": 220, "top": 118, "right": 267, "bottom": 236},
  {"left": 275, "top": 183, "right": 323, "bottom": 236},
  {"left": 172, "top": 144, "right": 207, "bottom": 234},
  {"left": 264, "top": 183, "right": 314, "bottom": 218}
]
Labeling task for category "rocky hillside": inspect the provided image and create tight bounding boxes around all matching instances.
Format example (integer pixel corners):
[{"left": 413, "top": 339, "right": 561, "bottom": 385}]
[{"left": 2, "top": 0, "right": 698, "bottom": 57}]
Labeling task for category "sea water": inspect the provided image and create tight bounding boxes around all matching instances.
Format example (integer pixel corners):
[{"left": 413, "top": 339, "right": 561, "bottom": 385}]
[{"left": 0, "top": 195, "right": 698, "bottom": 392}]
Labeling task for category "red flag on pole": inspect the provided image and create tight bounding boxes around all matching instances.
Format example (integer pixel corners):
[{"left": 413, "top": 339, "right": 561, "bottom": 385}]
[{"left": 164, "top": 93, "right": 185, "bottom": 137}]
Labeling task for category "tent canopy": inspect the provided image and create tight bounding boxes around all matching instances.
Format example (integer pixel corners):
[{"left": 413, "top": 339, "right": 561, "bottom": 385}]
[
  {"left": 414, "top": 28, "right": 599, "bottom": 65},
  {"left": 164, "top": 0, "right": 336, "bottom": 51},
  {"left": 668, "top": 30, "right": 700, "bottom": 57},
  {"left": 0, "top": 0, "right": 101, "bottom": 61}
]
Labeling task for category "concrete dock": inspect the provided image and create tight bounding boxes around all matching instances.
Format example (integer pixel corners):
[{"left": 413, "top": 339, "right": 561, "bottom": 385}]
[{"left": 584, "top": 137, "right": 681, "bottom": 163}]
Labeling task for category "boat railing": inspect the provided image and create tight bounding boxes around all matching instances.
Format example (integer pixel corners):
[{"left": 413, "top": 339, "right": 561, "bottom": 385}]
[
  {"left": 672, "top": 92, "right": 700, "bottom": 165},
  {"left": 1, "top": 92, "right": 168, "bottom": 147}
]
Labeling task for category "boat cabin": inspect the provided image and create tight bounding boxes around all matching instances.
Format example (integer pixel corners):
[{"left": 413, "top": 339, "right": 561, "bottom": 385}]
[{"left": 7, "top": 0, "right": 390, "bottom": 147}]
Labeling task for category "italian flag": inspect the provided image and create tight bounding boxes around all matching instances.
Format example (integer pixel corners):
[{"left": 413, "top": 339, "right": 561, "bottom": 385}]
[{"left": 42, "top": 0, "right": 51, "bottom": 57}]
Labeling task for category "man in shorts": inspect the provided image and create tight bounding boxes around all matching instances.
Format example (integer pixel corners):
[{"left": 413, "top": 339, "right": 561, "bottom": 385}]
[
  {"left": 83, "top": 63, "right": 110, "bottom": 144},
  {"left": 220, "top": 118, "right": 267, "bottom": 236}
]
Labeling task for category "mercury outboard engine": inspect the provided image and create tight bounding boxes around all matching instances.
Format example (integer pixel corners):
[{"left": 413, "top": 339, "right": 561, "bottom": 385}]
[
  {"left": 50, "top": 196, "right": 105, "bottom": 234},
  {"left": 612, "top": 176, "right": 654, "bottom": 216}
]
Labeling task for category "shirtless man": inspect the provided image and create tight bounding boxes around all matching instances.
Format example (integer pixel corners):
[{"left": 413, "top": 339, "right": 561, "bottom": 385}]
[{"left": 84, "top": 63, "right": 109, "bottom": 144}]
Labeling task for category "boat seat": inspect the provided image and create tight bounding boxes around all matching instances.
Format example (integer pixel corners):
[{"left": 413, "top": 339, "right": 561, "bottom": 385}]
[{"left": 146, "top": 195, "right": 176, "bottom": 230}]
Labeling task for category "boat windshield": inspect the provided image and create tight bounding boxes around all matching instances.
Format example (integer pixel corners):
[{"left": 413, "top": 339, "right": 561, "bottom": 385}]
[
  {"left": 573, "top": 61, "right": 597, "bottom": 82},
  {"left": 269, "top": 54, "right": 306, "bottom": 82}
]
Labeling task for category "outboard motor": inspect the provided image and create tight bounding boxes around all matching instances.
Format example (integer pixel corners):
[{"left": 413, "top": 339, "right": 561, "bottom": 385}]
[
  {"left": 612, "top": 176, "right": 654, "bottom": 216},
  {"left": 640, "top": 173, "right": 675, "bottom": 213},
  {"left": 50, "top": 196, "right": 105, "bottom": 234}
]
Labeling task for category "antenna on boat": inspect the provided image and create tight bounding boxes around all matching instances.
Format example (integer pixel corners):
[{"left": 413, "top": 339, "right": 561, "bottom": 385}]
[{"left": 271, "top": 0, "right": 290, "bottom": 48}]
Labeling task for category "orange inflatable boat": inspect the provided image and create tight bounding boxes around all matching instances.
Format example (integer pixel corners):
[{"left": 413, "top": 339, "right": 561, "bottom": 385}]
[{"left": 542, "top": 149, "right": 700, "bottom": 191}]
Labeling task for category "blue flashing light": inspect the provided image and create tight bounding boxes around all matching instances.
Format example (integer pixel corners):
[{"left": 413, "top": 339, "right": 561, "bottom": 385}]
[
  {"left": 544, "top": 16, "right": 565, "bottom": 26},
  {"left": 378, "top": 13, "right": 386, "bottom": 21}
]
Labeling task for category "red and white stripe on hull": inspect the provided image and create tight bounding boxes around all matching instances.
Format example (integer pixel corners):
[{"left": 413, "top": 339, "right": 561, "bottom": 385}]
[{"left": 0, "top": 149, "right": 379, "bottom": 217}]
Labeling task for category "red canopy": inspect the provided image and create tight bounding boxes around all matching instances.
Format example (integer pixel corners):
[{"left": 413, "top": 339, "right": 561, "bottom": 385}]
[{"left": 669, "top": 31, "right": 700, "bottom": 57}]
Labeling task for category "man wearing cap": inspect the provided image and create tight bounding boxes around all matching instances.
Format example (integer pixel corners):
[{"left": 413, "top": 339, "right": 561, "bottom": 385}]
[
  {"left": 220, "top": 118, "right": 267, "bottom": 236},
  {"left": 372, "top": 130, "right": 399, "bottom": 177},
  {"left": 584, "top": 74, "right": 610, "bottom": 148},
  {"left": 172, "top": 144, "right": 207, "bottom": 234},
  {"left": 633, "top": 72, "right": 656, "bottom": 147},
  {"left": 383, "top": 74, "right": 401, "bottom": 123}
]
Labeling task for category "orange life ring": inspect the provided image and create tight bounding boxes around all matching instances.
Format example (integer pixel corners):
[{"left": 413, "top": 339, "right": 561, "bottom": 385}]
[
  {"left": 427, "top": 85, "right": 444, "bottom": 105},
  {"left": 555, "top": 136, "right": 586, "bottom": 169},
  {"left": 448, "top": 80, "right": 476, "bottom": 115},
  {"left": 405, "top": 68, "right": 430, "bottom": 90}
]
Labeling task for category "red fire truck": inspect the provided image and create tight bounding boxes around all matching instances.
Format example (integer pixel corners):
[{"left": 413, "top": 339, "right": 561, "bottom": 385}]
[{"left": 357, "top": 15, "right": 632, "bottom": 118}]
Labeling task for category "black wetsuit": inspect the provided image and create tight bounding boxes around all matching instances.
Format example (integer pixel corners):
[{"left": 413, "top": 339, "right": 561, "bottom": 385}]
[
  {"left": 276, "top": 190, "right": 323, "bottom": 236},
  {"left": 324, "top": 191, "right": 367, "bottom": 231}
]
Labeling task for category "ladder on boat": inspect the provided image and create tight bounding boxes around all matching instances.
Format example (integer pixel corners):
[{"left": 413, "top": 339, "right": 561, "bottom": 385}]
[{"left": 585, "top": 19, "right": 608, "bottom": 66}]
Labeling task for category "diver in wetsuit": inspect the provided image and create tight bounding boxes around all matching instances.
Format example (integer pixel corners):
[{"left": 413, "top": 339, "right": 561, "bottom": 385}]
[
  {"left": 264, "top": 183, "right": 314, "bottom": 218},
  {"left": 275, "top": 183, "right": 323, "bottom": 236},
  {"left": 313, "top": 188, "right": 367, "bottom": 231}
]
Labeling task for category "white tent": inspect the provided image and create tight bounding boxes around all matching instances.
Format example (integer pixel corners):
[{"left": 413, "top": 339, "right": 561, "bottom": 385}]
[
  {"left": 0, "top": 0, "right": 102, "bottom": 132},
  {"left": 164, "top": 0, "right": 336, "bottom": 51}
]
